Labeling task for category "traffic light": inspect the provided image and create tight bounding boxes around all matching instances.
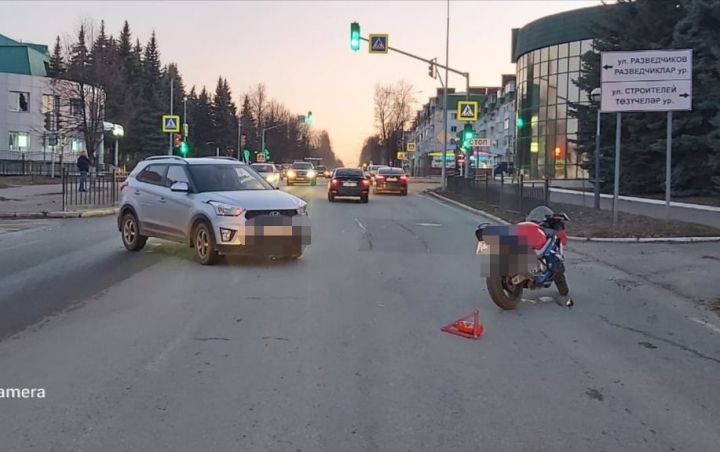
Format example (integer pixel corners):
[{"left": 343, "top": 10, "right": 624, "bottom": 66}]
[
  {"left": 180, "top": 140, "right": 189, "bottom": 156},
  {"left": 44, "top": 112, "right": 52, "bottom": 131},
  {"left": 305, "top": 111, "right": 314, "bottom": 124},
  {"left": 350, "top": 22, "right": 361, "bottom": 52},
  {"left": 428, "top": 58, "right": 436, "bottom": 78},
  {"left": 263, "top": 148, "right": 270, "bottom": 159},
  {"left": 175, "top": 134, "right": 182, "bottom": 148},
  {"left": 461, "top": 124, "right": 475, "bottom": 149},
  {"left": 56, "top": 112, "right": 63, "bottom": 131},
  {"left": 516, "top": 117, "right": 525, "bottom": 129}
]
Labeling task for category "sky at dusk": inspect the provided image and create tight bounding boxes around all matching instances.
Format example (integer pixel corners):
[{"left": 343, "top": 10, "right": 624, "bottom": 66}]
[{"left": 1, "top": 0, "right": 601, "bottom": 165}]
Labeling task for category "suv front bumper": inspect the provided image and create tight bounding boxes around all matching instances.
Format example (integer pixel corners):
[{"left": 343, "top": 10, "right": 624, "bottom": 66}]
[{"left": 212, "top": 215, "right": 310, "bottom": 256}]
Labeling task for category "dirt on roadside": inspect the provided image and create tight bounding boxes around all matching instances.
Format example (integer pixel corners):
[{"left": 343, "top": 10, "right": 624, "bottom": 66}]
[{"left": 435, "top": 188, "right": 720, "bottom": 238}]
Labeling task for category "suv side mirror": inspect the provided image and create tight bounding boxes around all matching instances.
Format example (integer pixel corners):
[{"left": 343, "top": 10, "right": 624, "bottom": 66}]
[{"left": 170, "top": 181, "right": 189, "bottom": 192}]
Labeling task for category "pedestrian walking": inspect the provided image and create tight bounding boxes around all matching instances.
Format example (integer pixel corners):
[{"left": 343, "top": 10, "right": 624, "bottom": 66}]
[{"left": 77, "top": 151, "right": 91, "bottom": 192}]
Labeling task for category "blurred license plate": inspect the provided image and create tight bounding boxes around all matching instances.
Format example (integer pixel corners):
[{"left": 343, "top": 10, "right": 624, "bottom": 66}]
[
  {"left": 476, "top": 241, "right": 489, "bottom": 255},
  {"left": 387, "top": 177, "right": 397, "bottom": 181},
  {"left": 343, "top": 181, "right": 357, "bottom": 187}
]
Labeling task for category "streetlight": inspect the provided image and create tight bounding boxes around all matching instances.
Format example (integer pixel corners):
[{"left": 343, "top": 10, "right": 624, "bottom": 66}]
[{"left": 590, "top": 87, "right": 602, "bottom": 209}]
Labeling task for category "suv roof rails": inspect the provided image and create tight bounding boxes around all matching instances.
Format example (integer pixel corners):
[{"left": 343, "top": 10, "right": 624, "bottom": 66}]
[
  {"left": 206, "top": 156, "right": 241, "bottom": 161},
  {"left": 145, "top": 155, "right": 185, "bottom": 162}
]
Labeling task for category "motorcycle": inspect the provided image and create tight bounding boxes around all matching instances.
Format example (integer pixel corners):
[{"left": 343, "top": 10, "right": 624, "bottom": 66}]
[{"left": 475, "top": 206, "right": 571, "bottom": 310}]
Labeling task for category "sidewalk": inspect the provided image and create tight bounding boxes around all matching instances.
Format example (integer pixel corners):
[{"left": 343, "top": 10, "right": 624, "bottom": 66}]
[
  {"left": 549, "top": 187, "right": 720, "bottom": 229},
  {"left": 0, "top": 183, "right": 116, "bottom": 218}
]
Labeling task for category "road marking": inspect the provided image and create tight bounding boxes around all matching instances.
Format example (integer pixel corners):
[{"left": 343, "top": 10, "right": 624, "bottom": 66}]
[
  {"left": 690, "top": 317, "right": 720, "bottom": 335},
  {"left": 353, "top": 217, "right": 367, "bottom": 232},
  {"left": 416, "top": 222, "right": 442, "bottom": 227}
]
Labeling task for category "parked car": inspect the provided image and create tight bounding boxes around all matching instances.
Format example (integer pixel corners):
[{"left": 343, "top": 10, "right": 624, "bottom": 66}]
[
  {"left": 374, "top": 167, "right": 409, "bottom": 195},
  {"left": 327, "top": 167, "right": 370, "bottom": 203},
  {"left": 286, "top": 161, "right": 317, "bottom": 186},
  {"left": 250, "top": 163, "right": 281, "bottom": 185},
  {"left": 117, "top": 156, "right": 309, "bottom": 264}
]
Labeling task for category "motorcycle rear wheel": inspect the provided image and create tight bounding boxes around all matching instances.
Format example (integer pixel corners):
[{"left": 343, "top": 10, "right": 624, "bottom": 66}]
[{"left": 486, "top": 276, "right": 523, "bottom": 310}]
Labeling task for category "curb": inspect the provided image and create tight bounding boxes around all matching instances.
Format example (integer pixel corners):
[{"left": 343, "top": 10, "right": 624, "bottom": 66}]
[
  {"left": 0, "top": 207, "right": 118, "bottom": 220},
  {"left": 425, "top": 190, "right": 510, "bottom": 225},
  {"left": 425, "top": 190, "right": 720, "bottom": 243}
]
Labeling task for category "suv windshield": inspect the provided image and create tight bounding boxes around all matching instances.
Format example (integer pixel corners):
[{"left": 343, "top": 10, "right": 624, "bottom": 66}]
[
  {"left": 291, "top": 162, "right": 313, "bottom": 170},
  {"left": 188, "top": 164, "right": 271, "bottom": 192}
]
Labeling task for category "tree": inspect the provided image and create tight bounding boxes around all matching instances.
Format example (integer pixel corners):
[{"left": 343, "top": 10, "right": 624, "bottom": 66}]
[
  {"left": 239, "top": 94, "right": 257, "bottom": 156},
  {"left": 47, "top": 36, "right": 65, "bottom": 78},
  {"left": 133, "top": 31, "right": 166, "bottom": 155},
  {"left": 56, "top": 24, "right": 106, "bottom": 163},
  {"left": 249, "top": 83, "right": 267, "bottom": 151},
  {"left": 374, "top": 83, "right": 394, "bottom": 164},
  {"left": 671, "top": 0, "right": 720, "bottom": 194},
  {"left": 211, "top": 77, "right": 238, "bottom": 155},
  {"left": 187, "top": 86, "right": 213, "bottom": 156},
  {"left": 373, "top": 80, "right": 416, "bottom": 164}
]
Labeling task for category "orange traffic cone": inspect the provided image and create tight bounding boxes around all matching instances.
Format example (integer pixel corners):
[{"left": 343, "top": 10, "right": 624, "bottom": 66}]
[{"left": 441, "top": 309, "right": 484, "bottom": 340}]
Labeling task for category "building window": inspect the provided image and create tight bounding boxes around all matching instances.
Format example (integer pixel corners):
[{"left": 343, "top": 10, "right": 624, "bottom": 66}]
[
  {"left": 70, "top": 138, "right": 84, "bottom": 153},
  {"left": 450, "top": 126, "right": 457, "bottom": 132},
  {"left": 70, "top": 99, "right": 83, "bottom": 116},
  {"left": 42, "top": 94, "right": 60, "bottom": 113},
  {"left": 8, "top": 91, "right": 30, "bottom": 112},
  {"left": 9, "top": 132, "right": 30, "bottom": 151},
  {"left": 451, "top": 112, "right": 457, "bottom": 120}
]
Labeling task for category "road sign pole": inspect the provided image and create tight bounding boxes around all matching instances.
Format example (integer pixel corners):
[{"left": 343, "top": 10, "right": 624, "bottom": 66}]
[
  {"left": 441, "top": 0, "right": 449, "bottom": 190},
  {"left": 665, "top": 110, "right": 672, "bottom": 220},
  {"left": 613, "top": 112, "right": 621, "bottom": 225},
  {"left": 594, "top": 110, "right": 601, "bottom": 209},
  {"left": 169, "top": 78, "right": 174, "bottom": 155},
  {"left": 463, "top": 73, "right": 470, "bottom": 179}
]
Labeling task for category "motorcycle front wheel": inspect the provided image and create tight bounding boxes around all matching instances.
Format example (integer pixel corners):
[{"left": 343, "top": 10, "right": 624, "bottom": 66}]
[{"left": 486, "top": 276, "right": 523, "bottom": 310}]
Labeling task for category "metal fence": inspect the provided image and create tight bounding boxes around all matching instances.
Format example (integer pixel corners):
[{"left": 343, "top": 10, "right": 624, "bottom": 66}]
[
  {"left": 0, "top": 155, "right": 75, "bottom": 177},
  {"left": 61, "top": 169, "right": 119, "bottom": 210},
  {"left": 446, "top": 174, "right": 550, "bottom": 215}
]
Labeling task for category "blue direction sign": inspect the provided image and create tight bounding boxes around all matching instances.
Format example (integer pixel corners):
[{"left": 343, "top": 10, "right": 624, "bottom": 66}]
[
  {"left": 368, "top": 34, "right": 389, "bottom": 54},
  {"left": 162, "top": 115, "right": 180, "bottom": 133}
]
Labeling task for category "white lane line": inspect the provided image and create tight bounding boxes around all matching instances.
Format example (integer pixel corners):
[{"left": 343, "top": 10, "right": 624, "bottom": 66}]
[
  {"left": 353, "top": 217, "right": 367, "bottom": 232},
  {"left": 416, "top": 222, "right": 442, "bottom": 227},
  {"left": 690, "top": 317, "right": 720, "bottom": 335}
]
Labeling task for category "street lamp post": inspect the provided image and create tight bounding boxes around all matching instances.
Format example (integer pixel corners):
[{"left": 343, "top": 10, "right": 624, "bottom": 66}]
[{"left": 590, "top": 87, "right": 602, "bottom": 209}]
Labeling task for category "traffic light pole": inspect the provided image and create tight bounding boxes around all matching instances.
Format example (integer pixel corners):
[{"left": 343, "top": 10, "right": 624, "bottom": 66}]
[
  {"left": 168, "top": 78, "right": 174, "bottom": 155},
  {"left": 360, "top": 22, "right": 471, "bottom": 188}
]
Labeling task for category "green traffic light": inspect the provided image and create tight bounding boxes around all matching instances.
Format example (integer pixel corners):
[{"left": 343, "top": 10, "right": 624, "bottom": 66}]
[
  {"left": 180, "top": 141, "right": 189, "bottom": 156},
  {"left": 516, "top": 117, "right": 525, "bottom": 129},
  {"left": 461, "top": 124, "right": 475, "bottom": 148},
  {"left": 350, "top": 22, "right": 361, "bottom": 52},
  {"left": 306, "top": 111, "right": 314, "bottom": 124}
]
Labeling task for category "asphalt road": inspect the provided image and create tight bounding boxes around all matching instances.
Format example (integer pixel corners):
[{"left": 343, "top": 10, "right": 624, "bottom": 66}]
[{"left": 1, "top": 181, "right": 719, "bottom": 452}]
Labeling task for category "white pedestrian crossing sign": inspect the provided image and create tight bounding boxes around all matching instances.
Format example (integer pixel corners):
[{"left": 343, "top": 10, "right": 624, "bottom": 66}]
[
  {"left": 162, "top": 115, "right": 180, "bottom": 133},
  {"left": 457, "top": 101, "right": 479, "bottom": 121},
  {"left": 368, "top": 34, "right": 388, "bottom": 54}
]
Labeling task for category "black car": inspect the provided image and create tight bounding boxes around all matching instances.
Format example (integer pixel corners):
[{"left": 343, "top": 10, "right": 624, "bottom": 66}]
[
  {"left": 374, "top": 167, "right": 408, "bottom": 195},
  {"left": 328, "top": 167, "right": 370, "bottom": 203}
]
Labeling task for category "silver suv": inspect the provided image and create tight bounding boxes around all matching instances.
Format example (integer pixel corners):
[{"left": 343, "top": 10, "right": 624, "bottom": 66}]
[{"left": 117, "top": 156, "right": 310, "bottom": 264}]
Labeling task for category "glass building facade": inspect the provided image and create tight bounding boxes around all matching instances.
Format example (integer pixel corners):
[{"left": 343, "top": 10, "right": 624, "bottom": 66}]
[{"left": 511, "top": 5, "right": 610, "bottom": 180}]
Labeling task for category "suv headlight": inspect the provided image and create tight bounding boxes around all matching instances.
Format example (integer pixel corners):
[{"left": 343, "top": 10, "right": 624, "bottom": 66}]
[
  {"left": 297, "top": 203, "right": 308, "bottom": 216},
  {"left": 208, "top": 201, "right": 244, "bottom": 216},
  {"left": 307, "top": 170, "right": 317, "bottom": 178}
]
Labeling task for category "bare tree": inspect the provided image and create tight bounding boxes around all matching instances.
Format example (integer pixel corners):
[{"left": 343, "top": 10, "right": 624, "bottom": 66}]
[
  {"left": 249, "top": 83, "right": 267, "bottom": 130},
  {"left": 51, "top": 22, "right": 107, "bottom": 163},
  {"left": 373, "top": 80, "right": 416, "bottom": 164}
]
